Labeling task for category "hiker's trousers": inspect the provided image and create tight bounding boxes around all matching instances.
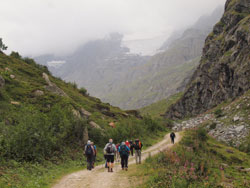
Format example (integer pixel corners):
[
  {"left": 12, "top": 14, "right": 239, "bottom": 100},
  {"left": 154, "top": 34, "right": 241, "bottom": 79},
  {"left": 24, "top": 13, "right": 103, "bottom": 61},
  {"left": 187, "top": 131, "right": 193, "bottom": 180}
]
[
  {"left": 121, "top": 155, "right": 128, "bottom": 168},
  {"left": 86, "top": 154, "right": 93, "bottom": 170},
  {"left": 135, "top": 150, "right": 141, "bottom": 164}
]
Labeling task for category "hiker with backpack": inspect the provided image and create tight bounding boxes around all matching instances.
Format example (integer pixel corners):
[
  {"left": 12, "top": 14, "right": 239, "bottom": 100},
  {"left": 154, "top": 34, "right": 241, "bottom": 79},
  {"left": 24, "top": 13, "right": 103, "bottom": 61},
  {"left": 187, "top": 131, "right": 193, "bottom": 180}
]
[
  {"left": 170, "top": 132, "right": 176, "bottom": 144},
  {"left": 92, "top": 142, "right": 97, "bottom": 168},
  {"left": 129, "top": 140, "right": 134, "bottom": 156},
  {"left": 119, "top": 142, "right": 130, "bottom": 171},
  {"left": 103, "top": 138, "right": 117, "bottom": 172},
  {"left": 134, "top": 139, "right": 143, "bottom": 164},
  {"left": 84, "top": 140, "right": 95, "bottom": 170}
]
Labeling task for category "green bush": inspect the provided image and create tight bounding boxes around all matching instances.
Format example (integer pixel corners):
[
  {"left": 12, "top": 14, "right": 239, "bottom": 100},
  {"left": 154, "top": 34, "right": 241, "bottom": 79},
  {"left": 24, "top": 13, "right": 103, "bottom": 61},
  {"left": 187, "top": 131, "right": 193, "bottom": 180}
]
[
  {"left": 10, "top": 51, "right": 22, "bottom": 59},
  {"left": 214, "top": 109, "right": 224, "bottom": 118},
  {"left": 209, "top": 122, "right": 217, "bottom": 130},
  {"left": 0, "top": 104, "right": 87, "bottom": 162},
  {"left": 197, "top": 127, "right": 208, "bottom": 142},
  {"left": 79, "top": 87, "right": 88, "bottom": 96}
]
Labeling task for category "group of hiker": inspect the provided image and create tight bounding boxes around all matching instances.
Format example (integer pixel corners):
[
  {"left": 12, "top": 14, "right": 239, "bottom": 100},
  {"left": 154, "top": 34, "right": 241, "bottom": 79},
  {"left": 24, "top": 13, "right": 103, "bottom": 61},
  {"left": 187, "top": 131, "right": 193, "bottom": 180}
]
[
  {"left": 84, "top": 138, "right": 143, "bottom": 172},
  {"left": 84, "top": 132, "right": 176, "bottom": 172}
]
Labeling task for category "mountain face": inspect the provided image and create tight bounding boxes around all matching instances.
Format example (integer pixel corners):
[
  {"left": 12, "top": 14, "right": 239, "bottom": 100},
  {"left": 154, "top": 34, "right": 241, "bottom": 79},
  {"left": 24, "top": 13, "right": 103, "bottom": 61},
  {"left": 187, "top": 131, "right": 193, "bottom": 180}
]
[
  {"left": 103, "top": 7, "right": 223, "bottom": 109},
  {"left": 166, "top": 0, "right": 250, "bottom": 119},
  {"left": 35, "top": 7, "right": 223, "bottom": 110}
]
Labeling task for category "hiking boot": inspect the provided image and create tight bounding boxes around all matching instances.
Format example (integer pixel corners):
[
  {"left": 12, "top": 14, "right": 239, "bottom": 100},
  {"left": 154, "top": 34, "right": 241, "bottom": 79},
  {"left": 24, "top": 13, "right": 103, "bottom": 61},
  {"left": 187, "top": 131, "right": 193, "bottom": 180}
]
[
  {"left": 108, "top": 167, "right": 110, "bottom": 172},
  {"left": 125, "top": 168, "right": 128, "bottom": 171}
]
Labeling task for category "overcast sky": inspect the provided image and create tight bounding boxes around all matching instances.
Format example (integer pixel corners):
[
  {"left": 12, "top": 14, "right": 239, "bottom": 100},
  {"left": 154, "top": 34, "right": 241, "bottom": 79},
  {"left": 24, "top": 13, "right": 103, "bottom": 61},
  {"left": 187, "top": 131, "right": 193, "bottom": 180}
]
[{"left": 0, "top": 0, "right": 226, "bottom": 56}]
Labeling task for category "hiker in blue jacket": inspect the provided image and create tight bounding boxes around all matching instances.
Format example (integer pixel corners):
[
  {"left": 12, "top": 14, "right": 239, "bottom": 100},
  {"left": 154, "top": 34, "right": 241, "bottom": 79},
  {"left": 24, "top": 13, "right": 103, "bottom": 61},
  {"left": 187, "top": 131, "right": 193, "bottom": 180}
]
[{"left": 119, "top": 142, "right": 130, "bottom": 171}]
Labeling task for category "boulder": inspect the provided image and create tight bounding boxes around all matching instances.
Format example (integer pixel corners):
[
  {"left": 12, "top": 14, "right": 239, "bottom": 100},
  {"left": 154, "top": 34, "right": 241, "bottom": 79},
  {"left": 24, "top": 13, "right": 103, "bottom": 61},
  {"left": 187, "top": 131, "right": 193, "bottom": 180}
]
[
  {"left": 72, "top": 109, "right": 81, "bottom": 119},
  {"left": 42, "top": 72, "right": 68, "bottom": 97},
  {"left": 235, "top": 125, "right": 244, "bottom": 132},
  {"left": 33, "top": 90, "right": 44, "bottom": 96},
  {"left": 80, "top": 107, "right": 92, "bottom": 118},
  {"left": 0, "top": 75, "right": 5, "bottom": 88},
  {"left": 233, "top": 116, "right": 240, "bottom": 122},
  {"left": 11, "top": 101, "right": 20, "bottom": 105},
  {"left": 10, "top": 74, "right": 15, "bottom": 79}
]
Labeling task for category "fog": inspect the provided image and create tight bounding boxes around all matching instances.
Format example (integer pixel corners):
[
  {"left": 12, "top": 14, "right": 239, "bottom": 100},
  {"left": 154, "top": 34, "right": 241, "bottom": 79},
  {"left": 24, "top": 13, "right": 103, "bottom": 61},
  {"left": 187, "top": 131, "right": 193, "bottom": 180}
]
[{"left": 0, "top": 0, "right": 226, "bottom": 56}]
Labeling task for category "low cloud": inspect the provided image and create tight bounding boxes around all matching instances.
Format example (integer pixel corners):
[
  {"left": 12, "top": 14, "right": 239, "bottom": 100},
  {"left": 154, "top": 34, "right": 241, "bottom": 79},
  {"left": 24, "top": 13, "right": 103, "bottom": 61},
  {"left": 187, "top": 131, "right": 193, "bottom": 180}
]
[{"left": 0, "top": 0, "right": 226, "bottom": 56}]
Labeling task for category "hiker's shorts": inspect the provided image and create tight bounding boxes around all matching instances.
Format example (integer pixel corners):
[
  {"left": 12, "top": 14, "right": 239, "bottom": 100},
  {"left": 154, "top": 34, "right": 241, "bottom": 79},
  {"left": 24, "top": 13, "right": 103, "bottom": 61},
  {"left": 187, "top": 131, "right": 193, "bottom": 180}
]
[{"left": 106, "top": 155, "right": 114, "bottom": 163}]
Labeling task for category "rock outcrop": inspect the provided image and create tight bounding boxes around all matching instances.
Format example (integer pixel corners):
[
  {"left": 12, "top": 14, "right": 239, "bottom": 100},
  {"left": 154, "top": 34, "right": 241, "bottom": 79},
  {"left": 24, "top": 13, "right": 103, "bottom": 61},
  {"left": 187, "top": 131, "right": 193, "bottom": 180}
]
[
  {"left": 166, "top": 0, "right": 250, "bottom": 119},
  {"left": 42, "top": 73, "right": 68, "bottom": 97}
]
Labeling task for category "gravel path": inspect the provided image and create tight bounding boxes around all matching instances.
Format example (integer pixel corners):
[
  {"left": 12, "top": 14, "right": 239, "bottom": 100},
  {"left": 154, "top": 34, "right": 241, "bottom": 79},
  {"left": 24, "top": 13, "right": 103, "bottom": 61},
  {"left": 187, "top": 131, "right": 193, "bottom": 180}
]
[{"left": 52, "top": 132, "right": 181, "bottom": 188}]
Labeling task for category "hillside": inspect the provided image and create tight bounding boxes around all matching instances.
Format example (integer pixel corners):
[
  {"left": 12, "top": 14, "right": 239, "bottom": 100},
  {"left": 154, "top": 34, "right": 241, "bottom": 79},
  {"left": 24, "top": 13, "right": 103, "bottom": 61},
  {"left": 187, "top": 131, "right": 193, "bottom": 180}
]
[
  {"left": 130, "top": 129, "right": 250, "bottom": 187},
  {"left": 0, "top": 52, "right": 165, "bottom": 187},
  {"left": 139, "top": 92, "right": 183, "bottom": 118},
  {"left": 166, "top": 0, "right": 250, "bottom": 119}
]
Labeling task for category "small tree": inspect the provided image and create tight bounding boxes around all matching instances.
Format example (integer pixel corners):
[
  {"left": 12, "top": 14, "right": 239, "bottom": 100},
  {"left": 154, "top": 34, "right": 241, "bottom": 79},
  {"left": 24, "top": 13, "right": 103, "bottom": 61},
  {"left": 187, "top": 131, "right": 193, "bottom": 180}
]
[{"left": 0, "top": 38, "right": 8, "bottom": 51}]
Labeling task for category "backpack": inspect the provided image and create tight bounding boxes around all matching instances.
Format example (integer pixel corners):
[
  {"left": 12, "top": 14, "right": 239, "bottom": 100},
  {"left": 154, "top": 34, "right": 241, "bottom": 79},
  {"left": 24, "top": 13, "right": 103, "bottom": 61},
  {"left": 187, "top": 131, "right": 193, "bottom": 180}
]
[
  {"left": 170, "top": 132, "right": 175, "bottom": 138},
  {"left": 120, "top": 145, "right": 128, "bottom": 156},
  {"left": 134, "top": 140, "right": 141, "bottom": 150},
  {"left": 85, "top": 144, "right": 93, "bottom": 155},
  {"left": 106, "top": 143, "right": 114, "bottom": 154}
]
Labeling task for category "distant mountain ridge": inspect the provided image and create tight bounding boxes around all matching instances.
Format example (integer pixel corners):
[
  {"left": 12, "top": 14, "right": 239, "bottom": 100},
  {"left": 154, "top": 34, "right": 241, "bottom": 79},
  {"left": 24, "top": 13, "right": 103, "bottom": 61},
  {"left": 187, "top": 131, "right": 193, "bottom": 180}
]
[{"left": 34, "top": 7, "right": 223, "bottom": 110}]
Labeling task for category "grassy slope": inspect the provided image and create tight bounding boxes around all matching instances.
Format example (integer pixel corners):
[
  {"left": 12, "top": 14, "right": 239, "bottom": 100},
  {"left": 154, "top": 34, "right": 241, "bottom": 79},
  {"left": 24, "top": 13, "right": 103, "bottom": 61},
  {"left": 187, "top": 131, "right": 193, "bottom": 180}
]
[
  {"left": 139, "top": 92, "right": 183, "bottom": 118},
  {"left": 0, "top": 53, "right": 167, "bottom": 187},
  {"left": 127, "top": 129, "right": 250, "bottom": 188}
]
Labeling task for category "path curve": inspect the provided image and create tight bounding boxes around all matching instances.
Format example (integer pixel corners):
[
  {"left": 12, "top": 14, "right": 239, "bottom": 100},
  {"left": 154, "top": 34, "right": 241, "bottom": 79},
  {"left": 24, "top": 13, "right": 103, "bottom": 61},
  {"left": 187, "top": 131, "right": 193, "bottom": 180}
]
[{"left": 52, "top": 132, "right": 182, "bottom": 188}]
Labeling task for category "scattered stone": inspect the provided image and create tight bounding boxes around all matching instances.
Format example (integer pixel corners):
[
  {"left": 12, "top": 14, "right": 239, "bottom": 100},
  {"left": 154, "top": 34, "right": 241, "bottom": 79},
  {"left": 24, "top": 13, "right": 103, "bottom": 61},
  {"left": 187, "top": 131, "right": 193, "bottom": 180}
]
[
  {"left": 33, "top": 90, "right": 44, "bottom": 96},
  {"left": 0, "top": 75, "right": 5, "bottom": 88},
  {"left": 233, "top": 116, "right": 240, "bottom": 122},
  {"left": 235, "top": 125, "right": 244, "bottom": 132},
  {"left": 11, "top": 101, "right": 20, "bottom": 105},
  {"left": 240, "top": 168, "right": 250, "bottom": 172},
  {"left": 221, "top": 163, "right": 229, "bottom": 168},
  {"left": 10, "top": 74, "right": 15, "bottom": 79}
]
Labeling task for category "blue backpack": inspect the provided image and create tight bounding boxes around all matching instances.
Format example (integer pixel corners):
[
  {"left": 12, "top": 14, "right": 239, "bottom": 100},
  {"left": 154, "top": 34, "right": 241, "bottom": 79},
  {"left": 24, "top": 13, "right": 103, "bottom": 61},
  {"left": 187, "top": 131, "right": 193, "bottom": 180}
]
[
  {"left": 85, "top": 144, "right": 93, "bottom": 155},
  {"left": 120, "top": 145, "right": 128, "bottom": 156}
]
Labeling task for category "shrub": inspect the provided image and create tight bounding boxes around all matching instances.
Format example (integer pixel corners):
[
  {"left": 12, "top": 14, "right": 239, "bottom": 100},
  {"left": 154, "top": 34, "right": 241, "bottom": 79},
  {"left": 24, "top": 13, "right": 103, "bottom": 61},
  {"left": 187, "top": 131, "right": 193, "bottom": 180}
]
[
  {"left": 10, "top": 51, "right": 22, "bottom": 59},
  {"left": 197, "top": 128, "right": 208, "bottom": 142},
  {"left": 79, "top": 87, "right": 88, "bottom": 96},
  {"left": 209, "top": 122, "right": 217, "bottom": 130},
  {"left": 214, "top": 109, "right": 223, "bottom": 118}
]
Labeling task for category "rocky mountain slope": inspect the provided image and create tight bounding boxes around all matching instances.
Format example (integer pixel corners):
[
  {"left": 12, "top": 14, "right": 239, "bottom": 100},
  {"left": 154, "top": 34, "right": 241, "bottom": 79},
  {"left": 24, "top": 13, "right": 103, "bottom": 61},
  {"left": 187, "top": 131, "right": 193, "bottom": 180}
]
[
  {"left": 106, "top": 7, "right": 223, "bottom": 109},
  {"left": 166, "top": 0, "right": 250, "bottom": 119},
  {"left": 34, "top": 8, "right": 223, "bottom": 110}
]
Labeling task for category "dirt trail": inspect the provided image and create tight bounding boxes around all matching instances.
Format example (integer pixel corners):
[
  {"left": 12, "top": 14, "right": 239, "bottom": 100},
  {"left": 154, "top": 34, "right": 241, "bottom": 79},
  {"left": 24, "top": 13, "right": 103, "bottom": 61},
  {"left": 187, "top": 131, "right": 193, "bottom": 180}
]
[{"left": 52, "top": 132, "right": 182, "bottom": 188}]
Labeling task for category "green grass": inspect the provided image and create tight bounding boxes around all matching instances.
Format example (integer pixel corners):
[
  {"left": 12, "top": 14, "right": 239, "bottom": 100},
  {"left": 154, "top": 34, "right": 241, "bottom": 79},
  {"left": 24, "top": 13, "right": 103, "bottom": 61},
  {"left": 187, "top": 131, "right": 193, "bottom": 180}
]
[
  {"left": 140, "top": 92, "right": 183, "bottom": 118},
  {"left": 128, "top": 129, "right": 250, "bottom": 188},
  {"left": 0, "top": 52, "right": 167, "bottom": 187}
]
